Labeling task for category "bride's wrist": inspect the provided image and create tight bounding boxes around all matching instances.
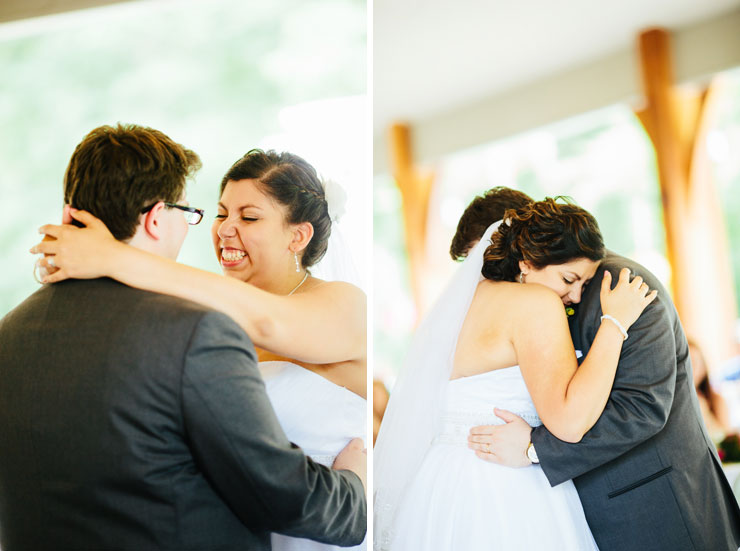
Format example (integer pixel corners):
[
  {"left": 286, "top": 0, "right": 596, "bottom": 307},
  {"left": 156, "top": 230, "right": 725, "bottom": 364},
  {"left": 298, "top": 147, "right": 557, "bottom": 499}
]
[
  {"left": 600, "top": 314, "right": 628, "bottom": 340},
  {"left": 101, "top": 240, "right": 129, "bottom": 278}
]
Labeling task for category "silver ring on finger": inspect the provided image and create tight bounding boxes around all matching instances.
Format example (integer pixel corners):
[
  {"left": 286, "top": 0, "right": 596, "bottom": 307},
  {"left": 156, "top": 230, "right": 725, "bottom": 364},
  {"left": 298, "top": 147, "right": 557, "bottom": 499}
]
[
  {"left": 47, "top": 256, "right": 56, "bottom": 269},
  {"left": 33, "top": 262, "right": 43, "bottom": 285}
]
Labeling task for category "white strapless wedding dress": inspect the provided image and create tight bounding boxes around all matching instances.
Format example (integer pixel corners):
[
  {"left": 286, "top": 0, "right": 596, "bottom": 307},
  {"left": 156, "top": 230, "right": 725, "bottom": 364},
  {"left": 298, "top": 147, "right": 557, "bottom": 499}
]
[
  {"left": 260, "top": 361, "right": 367, "bottom": 551},
  {"left": 389, "top": 366, "right": 598, "bottom": 551}
]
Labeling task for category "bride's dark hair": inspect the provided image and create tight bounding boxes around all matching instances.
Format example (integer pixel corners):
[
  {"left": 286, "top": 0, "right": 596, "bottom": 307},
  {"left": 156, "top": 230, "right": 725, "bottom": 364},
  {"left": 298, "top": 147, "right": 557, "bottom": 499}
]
[{"left": 482, "top": 197, "right": 605, "bottom": 281}]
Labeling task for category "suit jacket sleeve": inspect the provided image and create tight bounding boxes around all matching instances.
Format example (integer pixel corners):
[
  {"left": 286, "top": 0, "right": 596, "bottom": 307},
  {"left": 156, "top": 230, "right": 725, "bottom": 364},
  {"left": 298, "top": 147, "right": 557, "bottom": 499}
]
[
  {"left": 180, "top": 310, "right": 366, "bottom": 545},
  {"left": 531, "top": 266, "right": 678, "bottom": 487}
]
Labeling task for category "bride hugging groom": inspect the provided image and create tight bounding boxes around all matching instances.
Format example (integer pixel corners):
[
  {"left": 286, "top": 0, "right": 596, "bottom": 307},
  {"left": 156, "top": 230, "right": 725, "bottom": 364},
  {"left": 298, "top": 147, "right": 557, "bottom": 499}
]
[
  {"left": 0, "top": 123, "right": 367, "bottom": 550},
  {"left": 375, "top": 187, "right": 740, "bottom": 550}
]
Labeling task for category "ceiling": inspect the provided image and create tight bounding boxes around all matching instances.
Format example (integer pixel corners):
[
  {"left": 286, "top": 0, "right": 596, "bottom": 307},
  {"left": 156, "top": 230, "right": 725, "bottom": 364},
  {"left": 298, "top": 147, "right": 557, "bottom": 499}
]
[
  {"left": 374, "top": 0, "right": 740, "bottom": 136},
  {"left": 4, "top": 0, "right": 739, "bottom": 143},
  {"left": 0, "top": 0, "right": 135, "bottom": 24}
]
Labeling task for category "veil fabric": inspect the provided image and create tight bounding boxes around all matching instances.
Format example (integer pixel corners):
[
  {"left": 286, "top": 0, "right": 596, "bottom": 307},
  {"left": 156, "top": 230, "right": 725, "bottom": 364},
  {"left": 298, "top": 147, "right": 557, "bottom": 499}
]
[
  {"left": 309, "top": 176, "right": 366, "bottom": 290},
  {"left": 373, "top": 221, "right": 502, "bottom": 551},
  {"left": 310, "top": 222, "right": 364, "bottom": 290}
]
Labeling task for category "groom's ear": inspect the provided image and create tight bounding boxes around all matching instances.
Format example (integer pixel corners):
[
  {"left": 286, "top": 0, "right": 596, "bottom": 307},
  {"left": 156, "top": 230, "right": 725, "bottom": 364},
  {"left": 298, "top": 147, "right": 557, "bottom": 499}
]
[
  {"left": 62, "top": 204, "right": 74, "bottom": 224},
  {"left": 290, "top": 221, "right": 314, "bottom": 252},
  {"left": 141, "top": 201, "right": 166, "bottom": 241}
]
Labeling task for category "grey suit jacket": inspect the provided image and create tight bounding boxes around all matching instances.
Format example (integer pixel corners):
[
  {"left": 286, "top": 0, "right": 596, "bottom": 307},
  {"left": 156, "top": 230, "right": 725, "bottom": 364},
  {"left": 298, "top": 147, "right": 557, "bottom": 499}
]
[
  {"left": 0, "top": 278, "right": 366, "bottom": 550},
  {"left": 532, "top": 254, "right": 740, "bottom": 551}
]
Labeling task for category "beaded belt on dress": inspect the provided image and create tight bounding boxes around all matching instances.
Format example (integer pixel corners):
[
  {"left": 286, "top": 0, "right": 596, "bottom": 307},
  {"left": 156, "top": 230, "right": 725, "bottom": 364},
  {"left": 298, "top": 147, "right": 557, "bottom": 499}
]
[
  {"left": 431, "top": 410, "right": 542, "bottom": 447},
  {"left": 311, "top": 454, "right": 337, "bottom": 466}
]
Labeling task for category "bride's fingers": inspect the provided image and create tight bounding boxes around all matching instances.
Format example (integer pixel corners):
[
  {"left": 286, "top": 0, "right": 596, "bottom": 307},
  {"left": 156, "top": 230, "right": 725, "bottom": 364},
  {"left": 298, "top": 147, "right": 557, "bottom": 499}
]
[
  {"left": 618, "top": 267, "right": 631, "bottom": 285},
  {"left": 68, "top": 208, "right": 100, "bottom": 228},
  {"left": 600, "top": 270, "right": 612, "bottom": 294},
  {"left": 468, "top": 434, "right": 494, "bottom": 445},
  {"left": 346, "top": 437, "right": 365, "bottom": 449},
  {"left": 35, "top": 256, "right": 57, "bottom": 274},
  {"left": 493, "top": 408, "right": 519, "bottom": 423},
  {"left": 42, "top": 267, "right": 70, "bottom": 284},
  {"left": 469, "top": 425, "right": 497, "bottom": 435},
  {"left": 29, "top": 240, "right": 59, "bottom": 255},
  {"left": 474, "top": 450, "right": 501, "bottom": 464},
  {"left": 37, "top": 223, "right": 66, "bottom": 239},
  {"left": 468, "top": 441, "right": 494, "bottom": 453}
]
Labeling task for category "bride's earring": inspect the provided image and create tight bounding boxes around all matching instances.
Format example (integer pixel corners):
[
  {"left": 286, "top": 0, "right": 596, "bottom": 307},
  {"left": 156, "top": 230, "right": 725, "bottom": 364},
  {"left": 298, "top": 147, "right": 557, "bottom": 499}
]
[
  {"left": 519, "top": 272, "right": 524, "bottom": 284},
  {"left": 294, "top": 251, "right": 300, "bottom": 273}
]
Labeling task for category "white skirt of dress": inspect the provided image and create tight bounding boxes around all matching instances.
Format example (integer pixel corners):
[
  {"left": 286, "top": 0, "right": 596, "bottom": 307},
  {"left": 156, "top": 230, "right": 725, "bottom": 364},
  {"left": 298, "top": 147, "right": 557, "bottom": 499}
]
[
  {"left": 261, "top": 361, "right": 367, "bottom": 551},
  {"left": 390, "top": 440, "right": 598, "bottom": 551}
]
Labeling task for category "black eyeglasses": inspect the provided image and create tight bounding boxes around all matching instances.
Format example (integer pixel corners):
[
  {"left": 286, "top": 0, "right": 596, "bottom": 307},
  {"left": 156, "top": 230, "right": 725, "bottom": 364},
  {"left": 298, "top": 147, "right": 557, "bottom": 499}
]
[{"left": 141, "top": 202, "right": 204, "bottom": 225}]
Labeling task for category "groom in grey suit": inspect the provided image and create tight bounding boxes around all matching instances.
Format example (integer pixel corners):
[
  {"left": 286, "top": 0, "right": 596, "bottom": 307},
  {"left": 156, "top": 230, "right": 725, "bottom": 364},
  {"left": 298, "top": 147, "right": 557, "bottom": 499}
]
[
  {"left": 470, "top": 254, "right": 740, "bottom": 550},
  {"left": 0, "top": 124, "right": 366, "bottom": 550}
]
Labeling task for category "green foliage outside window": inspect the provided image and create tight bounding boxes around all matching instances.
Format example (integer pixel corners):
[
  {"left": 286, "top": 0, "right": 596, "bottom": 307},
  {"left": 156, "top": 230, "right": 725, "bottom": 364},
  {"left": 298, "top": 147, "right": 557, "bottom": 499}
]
[{"left": 0, "top": 0, "right": 366, "bottom": 317}]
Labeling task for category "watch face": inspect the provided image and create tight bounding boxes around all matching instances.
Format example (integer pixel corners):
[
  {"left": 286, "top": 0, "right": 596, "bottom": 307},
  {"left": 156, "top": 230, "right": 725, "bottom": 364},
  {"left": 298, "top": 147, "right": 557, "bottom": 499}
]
[{"left": 527, "top": 444, "right": 539, "bottom": 463}]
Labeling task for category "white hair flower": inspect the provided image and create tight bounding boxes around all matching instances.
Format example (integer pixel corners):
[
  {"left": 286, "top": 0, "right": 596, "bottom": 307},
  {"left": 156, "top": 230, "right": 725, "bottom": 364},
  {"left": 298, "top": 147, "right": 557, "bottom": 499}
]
[{"left": 322, "top": 177, "right": 347, "bottom": 223}]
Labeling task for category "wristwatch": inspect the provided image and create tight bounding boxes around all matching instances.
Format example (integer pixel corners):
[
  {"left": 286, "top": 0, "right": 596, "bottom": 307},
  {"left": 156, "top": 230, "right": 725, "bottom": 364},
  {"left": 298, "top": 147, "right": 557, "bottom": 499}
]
[{"left": 526, "top": 441, "right": 539, "bottom": 464}]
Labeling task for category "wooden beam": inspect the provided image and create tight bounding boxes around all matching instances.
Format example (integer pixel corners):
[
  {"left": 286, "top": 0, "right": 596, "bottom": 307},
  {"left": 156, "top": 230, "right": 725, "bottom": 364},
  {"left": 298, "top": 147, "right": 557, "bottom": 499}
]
[
  {"left": 637, "top": 28, "right": 737, "bottom": 368},
  {"left": 389, "top": 123, "right": 435, "bottom": 316}
]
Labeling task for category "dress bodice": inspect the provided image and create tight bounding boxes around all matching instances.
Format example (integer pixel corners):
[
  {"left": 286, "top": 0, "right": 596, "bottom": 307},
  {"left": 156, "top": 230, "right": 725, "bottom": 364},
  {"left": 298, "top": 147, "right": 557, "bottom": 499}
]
[
  {"left": 435, "top": 366, "right": 542, "bottom": 447},
  {"left": 259, "top": 361, "right": 367, "bottom": 466}
]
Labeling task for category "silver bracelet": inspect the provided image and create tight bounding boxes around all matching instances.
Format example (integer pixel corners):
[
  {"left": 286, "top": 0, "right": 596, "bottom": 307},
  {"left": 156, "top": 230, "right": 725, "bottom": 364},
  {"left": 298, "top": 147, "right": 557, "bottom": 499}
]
[{"left": 600, "top": 314, "right": 628, "bottom": 340}]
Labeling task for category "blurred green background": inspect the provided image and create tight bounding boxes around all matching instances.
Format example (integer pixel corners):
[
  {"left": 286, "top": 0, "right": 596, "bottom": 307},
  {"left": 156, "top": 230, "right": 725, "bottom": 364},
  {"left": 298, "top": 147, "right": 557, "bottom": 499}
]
[{"left": 0, "top": 0, "right": 367, "bottom": 316}]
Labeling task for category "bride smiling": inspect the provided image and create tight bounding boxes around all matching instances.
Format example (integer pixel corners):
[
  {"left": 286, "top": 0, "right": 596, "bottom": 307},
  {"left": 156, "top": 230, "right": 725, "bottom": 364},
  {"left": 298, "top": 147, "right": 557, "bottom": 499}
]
[{"left": 35, "top": 149, "right": 367, "bottom": 551}]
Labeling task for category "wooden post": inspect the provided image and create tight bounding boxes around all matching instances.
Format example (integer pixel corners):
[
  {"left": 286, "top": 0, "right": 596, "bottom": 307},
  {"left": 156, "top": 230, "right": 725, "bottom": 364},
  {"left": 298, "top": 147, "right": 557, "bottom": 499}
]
[
  {"left": 636, "top": 28, "right": 737, "bottom": 368},
  {"left": 388, "top": 123, "right": 435, "bottom": 316}
]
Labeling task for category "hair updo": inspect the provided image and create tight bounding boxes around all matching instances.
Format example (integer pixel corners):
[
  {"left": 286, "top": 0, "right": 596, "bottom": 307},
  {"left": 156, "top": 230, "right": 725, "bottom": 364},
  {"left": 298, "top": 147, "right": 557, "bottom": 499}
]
[
  {"left": 482, "top": 197, "right": 605, "bottom": 281},
  {"left": 220, "top": 149, "right": 330, "bottom": 268},
  {"left": 450, "top": 187, "right": 534, "bottom": 261}
]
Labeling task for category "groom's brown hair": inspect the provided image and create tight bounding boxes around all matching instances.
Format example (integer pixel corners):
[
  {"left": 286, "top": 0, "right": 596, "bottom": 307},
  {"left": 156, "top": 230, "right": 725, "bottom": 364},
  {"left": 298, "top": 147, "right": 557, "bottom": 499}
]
[
  {"left": 451, "top": 187, "right": 534, "bottom": 261},
  {"left": 63, "top": 123, "right": 201, "bottom": 240}
]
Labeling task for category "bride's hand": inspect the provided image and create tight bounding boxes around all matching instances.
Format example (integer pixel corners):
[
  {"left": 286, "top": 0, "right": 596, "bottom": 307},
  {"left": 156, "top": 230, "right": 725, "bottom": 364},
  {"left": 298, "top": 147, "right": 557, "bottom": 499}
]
[
  {"left": 333, "top": 438, "right": 367, "bottom": 492},
  {"left": 600, "top": 267, "right": 658, "bottom": 330},
  {"left": 30, "top": 208, "right": 121, "bottom": 283}
]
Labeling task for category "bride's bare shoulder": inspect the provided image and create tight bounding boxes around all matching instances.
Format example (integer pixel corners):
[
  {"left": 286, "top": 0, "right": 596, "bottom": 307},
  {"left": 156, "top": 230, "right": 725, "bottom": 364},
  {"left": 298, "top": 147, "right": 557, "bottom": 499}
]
[
  {"left": 304, "top": 279, "right": 366, "bottom": 304},
  {"left": 476, "top": 279, "right": 562, "bottom": 315}
]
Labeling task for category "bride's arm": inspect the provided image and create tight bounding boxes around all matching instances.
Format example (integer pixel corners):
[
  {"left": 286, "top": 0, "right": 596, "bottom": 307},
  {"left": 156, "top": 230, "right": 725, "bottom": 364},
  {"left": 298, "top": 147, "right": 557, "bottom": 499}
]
[
  {"left": 109, "top": 247, "right": 366, "bottom": 364},
  {"left": 512, "top": 269, "right": 655, "bottom": 443},
  {"left": 35, "top": 214, "right": 366, "bottom": 364}
]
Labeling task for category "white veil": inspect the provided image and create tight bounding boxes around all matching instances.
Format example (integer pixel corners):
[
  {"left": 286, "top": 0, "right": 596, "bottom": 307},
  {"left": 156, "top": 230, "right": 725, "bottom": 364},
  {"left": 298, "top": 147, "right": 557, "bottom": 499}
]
[
  {"left": 309, "top": 177, "right": 364, "bottom": 289},
  {"left": 373, "top": 221, "right": 502, "bottom": 551},
  {"left": 310, "top": 222, "right": 363, "bottom": 288}
]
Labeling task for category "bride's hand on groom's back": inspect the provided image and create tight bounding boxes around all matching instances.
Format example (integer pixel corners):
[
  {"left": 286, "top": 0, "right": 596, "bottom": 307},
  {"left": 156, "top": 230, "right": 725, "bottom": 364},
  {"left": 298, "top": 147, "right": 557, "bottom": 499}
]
[
  {"left": 333, "top": 438, "right": 367, "bottom": 492},
  {"left": 600, "top": 267, "right": 658, "bottom": 331}
]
